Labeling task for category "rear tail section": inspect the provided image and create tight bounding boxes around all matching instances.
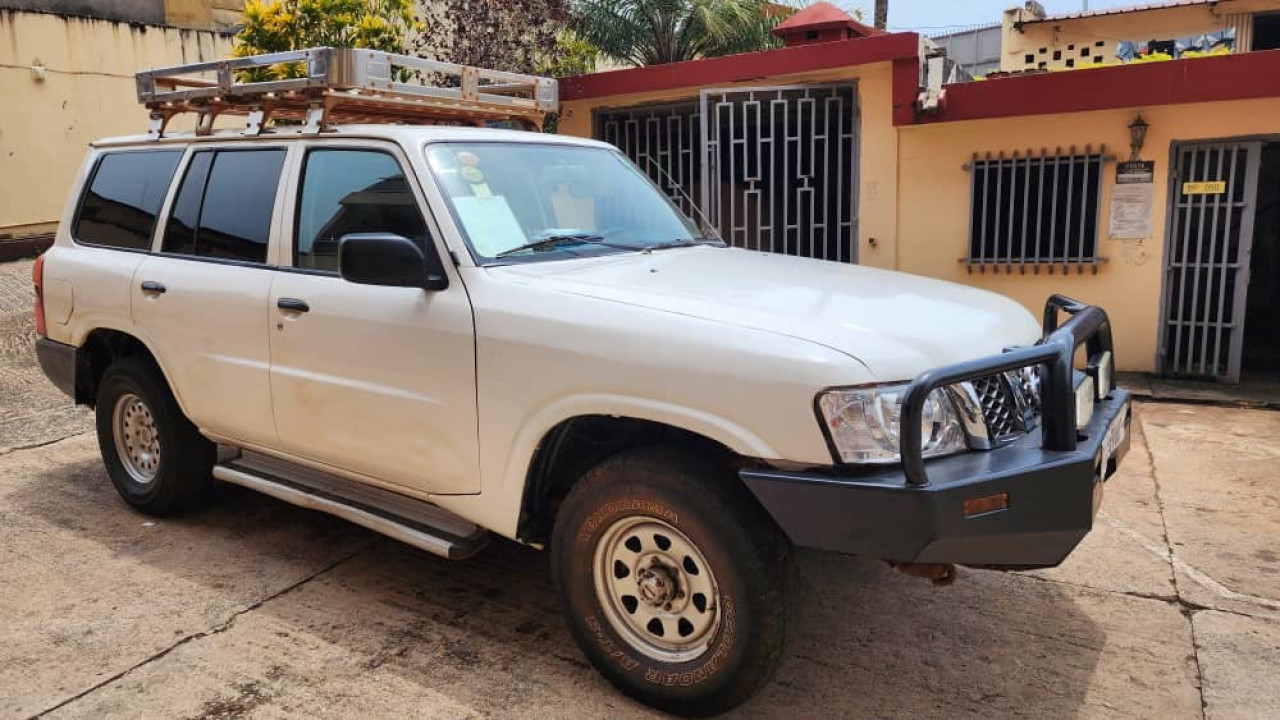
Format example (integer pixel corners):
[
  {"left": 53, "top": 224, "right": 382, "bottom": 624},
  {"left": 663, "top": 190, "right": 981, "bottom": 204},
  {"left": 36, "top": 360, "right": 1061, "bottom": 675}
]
[{"left": 32, "top": 254, "right": 46, "bottom": 337}]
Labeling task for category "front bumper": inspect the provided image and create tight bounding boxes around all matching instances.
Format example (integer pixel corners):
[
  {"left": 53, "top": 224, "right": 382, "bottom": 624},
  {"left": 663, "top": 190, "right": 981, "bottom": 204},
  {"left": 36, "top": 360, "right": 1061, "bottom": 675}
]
[
  {"left": 743, "top": 391, "right": 1130, "bottom": 569},
  {"left": 743, "top": 295, "right": 1130, "bottom": 570}
]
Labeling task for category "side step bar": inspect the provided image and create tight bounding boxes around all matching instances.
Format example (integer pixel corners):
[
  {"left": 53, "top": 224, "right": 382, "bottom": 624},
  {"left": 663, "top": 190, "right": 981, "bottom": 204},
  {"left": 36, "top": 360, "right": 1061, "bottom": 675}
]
[{"left": 212, "top": 454, "right": 488, "bottom": 560}]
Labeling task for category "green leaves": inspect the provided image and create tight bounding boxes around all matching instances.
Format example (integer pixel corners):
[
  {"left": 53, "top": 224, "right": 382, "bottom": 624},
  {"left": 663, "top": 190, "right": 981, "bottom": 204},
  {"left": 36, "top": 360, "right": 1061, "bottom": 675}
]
[
  {"left": 232, "top": 0, "right": 422, "bottom": 78},
  {"left": 572, "top": 0, "right": 785, "bottom": 66}
]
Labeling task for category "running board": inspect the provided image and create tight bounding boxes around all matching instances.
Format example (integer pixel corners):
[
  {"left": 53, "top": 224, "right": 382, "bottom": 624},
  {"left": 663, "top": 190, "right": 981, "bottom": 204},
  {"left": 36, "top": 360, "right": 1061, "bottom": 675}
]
[{"left": 212, "top": 454, "right": 488, "bottom": 560}]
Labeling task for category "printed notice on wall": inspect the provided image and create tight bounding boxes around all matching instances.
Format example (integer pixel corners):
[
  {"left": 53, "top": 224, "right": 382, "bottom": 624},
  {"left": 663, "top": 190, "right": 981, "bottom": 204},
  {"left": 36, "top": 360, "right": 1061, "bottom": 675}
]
[{"left": 1109, "top": 160, "right": 1155, "bottom": 239}]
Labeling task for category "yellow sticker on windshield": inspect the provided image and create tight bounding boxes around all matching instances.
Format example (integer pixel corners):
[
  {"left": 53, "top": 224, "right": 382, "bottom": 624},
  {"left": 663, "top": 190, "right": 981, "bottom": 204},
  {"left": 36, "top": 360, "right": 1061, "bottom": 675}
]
[
  {"left": 460, "top": 166, "right": 485, "bottom": 183},
  {"left": 471, "top": 183, "right": 492, "bottom": 197}
]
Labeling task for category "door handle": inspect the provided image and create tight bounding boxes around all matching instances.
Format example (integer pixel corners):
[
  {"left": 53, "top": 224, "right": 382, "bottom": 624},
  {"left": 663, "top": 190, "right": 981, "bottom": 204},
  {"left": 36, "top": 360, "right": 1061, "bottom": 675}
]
[
  {"left": 277, "top": 297, "right": 310, "bottom": 313},
  {"left": 140, "top": 281, "right": 166, "bottom": 295}
]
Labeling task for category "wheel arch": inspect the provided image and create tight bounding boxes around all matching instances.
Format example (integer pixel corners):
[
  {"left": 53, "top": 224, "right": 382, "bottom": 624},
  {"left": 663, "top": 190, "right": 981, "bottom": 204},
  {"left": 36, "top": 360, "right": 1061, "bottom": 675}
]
[
  {"left": 514, "top": 412, "right": 758, "bottom": 545},
  {"left": 73, "top": 326, "right": 183, "bottom": 412}
]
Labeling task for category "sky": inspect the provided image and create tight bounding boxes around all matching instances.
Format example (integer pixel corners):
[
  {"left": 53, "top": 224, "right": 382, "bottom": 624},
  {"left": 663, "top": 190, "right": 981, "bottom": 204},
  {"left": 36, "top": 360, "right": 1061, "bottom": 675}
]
[{"left": 836, "top": 1, "right": 1154, "bottom": 33}]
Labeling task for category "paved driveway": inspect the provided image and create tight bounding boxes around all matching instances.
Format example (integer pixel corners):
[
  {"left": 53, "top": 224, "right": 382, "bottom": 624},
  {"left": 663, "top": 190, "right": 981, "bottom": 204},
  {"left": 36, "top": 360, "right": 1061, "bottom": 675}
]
[{"left": 2, "top": 258, "right": 1278, "bottom": 719}]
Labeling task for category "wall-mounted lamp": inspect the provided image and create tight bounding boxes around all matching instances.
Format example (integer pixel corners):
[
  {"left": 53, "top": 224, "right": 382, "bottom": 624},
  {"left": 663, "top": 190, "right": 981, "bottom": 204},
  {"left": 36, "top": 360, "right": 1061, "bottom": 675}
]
[{"left": 1128, "top": 114, "right": 1149, "bottom": 160}]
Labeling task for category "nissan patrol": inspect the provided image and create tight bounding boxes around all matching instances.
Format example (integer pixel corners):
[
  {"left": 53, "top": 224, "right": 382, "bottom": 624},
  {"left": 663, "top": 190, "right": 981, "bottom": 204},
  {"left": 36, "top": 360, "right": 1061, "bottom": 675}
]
[{"left": 31, "top": 48, "right": 1131, "bottom": 715}]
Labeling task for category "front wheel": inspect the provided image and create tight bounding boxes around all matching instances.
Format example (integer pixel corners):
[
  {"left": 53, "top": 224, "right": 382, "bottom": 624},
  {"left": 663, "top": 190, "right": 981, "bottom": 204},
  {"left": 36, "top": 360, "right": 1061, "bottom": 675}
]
[{"left": 551, "top": 446, "right": 794, "bottom": 716}]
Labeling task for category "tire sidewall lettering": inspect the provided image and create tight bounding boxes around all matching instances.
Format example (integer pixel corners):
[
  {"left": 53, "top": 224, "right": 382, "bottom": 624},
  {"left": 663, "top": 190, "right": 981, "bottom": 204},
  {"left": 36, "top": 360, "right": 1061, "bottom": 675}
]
[{"left": 577, "top": 499, "right": 678, "bottom": 544}]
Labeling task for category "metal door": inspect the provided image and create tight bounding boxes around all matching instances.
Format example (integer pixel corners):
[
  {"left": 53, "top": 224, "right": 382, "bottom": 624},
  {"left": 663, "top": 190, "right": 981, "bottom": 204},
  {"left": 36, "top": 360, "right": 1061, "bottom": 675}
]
[
  {"left": 700, "top": 85, "right": 858, "bottom": 263},
  {"left": 1159, "top": 142, "right": 1262, "bottom": 381}
]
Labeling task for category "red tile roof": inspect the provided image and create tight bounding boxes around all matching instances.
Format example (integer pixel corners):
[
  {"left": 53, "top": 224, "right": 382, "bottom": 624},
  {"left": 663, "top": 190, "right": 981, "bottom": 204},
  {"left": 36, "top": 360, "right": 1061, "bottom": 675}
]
[{"left": 772, "top": 1, "right": 883, "bottom": 37}]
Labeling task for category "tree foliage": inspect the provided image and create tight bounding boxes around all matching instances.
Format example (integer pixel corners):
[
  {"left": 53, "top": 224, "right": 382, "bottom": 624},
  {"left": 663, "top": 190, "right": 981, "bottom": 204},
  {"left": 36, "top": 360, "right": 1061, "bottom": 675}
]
[
  {"left": 233, "top": 0, "right": 421, "bottom": 78},
  {"left": 535, "top": 29, "right": 599, "bottom": 78},
  {"left": 411, "top": 0, "right": 571, "bottom": 76},
  {"left": 572, "top": 0, "right": 785, "bottom": 66}
]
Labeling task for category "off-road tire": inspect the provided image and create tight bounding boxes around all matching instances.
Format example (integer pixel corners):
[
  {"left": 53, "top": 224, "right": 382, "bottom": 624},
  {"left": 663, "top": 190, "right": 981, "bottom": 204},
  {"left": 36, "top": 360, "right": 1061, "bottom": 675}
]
[
  {"left": 551, "top": 446, "right": 794, "bottom": 716},
  {"left": 95, "top": 356, "right": 215, "bottom": 515}
]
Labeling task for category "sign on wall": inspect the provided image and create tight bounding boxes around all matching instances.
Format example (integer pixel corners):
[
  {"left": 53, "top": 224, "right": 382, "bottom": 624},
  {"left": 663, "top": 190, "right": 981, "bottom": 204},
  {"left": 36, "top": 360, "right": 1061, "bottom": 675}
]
[
  {"left": 1109, "top": 160, "right": 1155, "bottom": 239},
  {"left": 1182, "top": 180, "right": 1227, "bottom": 195}
]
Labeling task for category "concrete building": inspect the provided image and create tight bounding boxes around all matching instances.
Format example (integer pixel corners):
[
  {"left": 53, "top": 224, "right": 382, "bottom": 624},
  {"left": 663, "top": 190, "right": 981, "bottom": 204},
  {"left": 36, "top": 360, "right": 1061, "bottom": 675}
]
[
  {"left": 930, "top": 23, "right": 1001, "bottom": 77},
  {"left": 558, "top": 0, "right": 1280, "bottom": 382},
  {"left": 1001, "top": 0, "right": 1280, "bottom": 72}
]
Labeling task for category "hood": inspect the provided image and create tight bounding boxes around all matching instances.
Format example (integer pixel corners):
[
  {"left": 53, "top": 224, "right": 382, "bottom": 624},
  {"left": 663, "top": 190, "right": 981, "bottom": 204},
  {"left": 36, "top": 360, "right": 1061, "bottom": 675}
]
[{"left": 489, "top": 247, "right": 1042, "bottom": 380}]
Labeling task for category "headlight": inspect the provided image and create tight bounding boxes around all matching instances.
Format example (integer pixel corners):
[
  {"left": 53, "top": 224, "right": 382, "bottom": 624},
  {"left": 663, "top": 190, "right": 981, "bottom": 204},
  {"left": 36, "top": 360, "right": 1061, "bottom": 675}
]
[{"left": 817, "top": 384, "right": 967, "bottom": 464}]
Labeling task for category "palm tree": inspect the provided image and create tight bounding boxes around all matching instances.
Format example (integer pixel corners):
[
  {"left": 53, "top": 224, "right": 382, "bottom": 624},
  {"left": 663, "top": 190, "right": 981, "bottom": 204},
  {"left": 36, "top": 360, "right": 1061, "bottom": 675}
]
[{"left": 572, "top": 0, "right": 787, "bottom": 66}]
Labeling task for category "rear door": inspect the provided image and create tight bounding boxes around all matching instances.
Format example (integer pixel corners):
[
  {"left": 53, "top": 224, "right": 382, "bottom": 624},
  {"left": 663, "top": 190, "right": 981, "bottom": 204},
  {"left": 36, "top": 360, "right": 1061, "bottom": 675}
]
[
  {"left": 266, "top": 140, "right": 479, "bottom": 495},
  {"left": 132, "top": 145, "right": 289, "bottom": 446}
]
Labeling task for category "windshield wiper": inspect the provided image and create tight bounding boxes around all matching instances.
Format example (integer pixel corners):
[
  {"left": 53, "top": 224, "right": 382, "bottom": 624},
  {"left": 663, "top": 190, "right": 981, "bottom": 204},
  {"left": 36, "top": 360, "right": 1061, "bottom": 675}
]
[
  {"left": 640, "top": 237, "right": 727, "bottom": 252},
  {"left": 495, "top": 234, "right": 605, "bottom": 258}
]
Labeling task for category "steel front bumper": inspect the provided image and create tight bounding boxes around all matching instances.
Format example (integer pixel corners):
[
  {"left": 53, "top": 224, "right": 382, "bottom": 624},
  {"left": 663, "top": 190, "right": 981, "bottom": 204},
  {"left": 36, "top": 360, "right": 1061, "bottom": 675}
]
[
  {"left": 743, "top": 295, "right": 1130, "bottom": 570},
  {"left": 743, "top": 391, "right": 1130, "bottom": 569}
]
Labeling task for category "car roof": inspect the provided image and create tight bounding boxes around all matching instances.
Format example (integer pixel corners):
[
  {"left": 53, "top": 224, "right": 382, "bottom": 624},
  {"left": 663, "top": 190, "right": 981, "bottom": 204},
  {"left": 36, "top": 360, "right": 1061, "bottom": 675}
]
[{"left": 91, "top": 124, "right": 615, "bottom": 150}]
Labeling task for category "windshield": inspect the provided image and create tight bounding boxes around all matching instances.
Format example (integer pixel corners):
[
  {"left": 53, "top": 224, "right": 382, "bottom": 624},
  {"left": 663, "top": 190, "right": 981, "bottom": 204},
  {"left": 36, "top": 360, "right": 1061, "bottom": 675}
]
[{"left": 425, "top": 142, "right": 704, "bottom": 264}]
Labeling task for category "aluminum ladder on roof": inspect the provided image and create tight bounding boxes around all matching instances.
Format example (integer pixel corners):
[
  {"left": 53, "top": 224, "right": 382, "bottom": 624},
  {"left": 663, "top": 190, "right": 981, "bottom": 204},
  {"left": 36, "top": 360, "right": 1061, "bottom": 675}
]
[{"left": 134, "top": 46, "right": 559, "bottom": 139}]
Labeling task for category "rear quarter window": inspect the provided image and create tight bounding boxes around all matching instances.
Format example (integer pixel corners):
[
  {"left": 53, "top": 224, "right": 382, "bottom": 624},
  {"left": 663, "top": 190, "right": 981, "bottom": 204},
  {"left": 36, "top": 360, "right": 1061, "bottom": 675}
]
[{"left": 74, "top": 150, "right": 183, "bottom": 250}]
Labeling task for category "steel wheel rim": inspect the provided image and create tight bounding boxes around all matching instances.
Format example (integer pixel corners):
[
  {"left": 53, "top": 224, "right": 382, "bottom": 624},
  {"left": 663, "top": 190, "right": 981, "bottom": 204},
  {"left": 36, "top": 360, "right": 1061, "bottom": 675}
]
[
  {"left": 593, "top": 515, "right": 721, "bottom": 663},
  {"left": 112, "top": 392, "right": 160, "bottom": 485}
]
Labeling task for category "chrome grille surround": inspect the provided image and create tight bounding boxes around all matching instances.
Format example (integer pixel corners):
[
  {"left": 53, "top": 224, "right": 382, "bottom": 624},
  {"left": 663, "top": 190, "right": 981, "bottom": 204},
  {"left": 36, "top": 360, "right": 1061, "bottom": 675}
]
[{"left": 966, "top": 369, "right": 1041, "bottom": 444}]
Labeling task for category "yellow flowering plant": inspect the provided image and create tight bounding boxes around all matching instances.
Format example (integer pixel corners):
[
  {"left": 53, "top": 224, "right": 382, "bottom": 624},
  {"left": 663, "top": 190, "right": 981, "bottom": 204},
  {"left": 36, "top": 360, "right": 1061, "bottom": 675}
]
[{"left": 232, "top": 0, "right": 422, "bottom": 79}]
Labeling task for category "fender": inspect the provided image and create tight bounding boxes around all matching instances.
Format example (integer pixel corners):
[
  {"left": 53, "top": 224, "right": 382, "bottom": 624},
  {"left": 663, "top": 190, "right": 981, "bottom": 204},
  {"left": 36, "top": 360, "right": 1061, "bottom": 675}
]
[
  {"left": 432, "top": 392, "right": 786, "bottom": 541},
  {"left": 68, "top": 317, "right": 193, "bottom": 419}
]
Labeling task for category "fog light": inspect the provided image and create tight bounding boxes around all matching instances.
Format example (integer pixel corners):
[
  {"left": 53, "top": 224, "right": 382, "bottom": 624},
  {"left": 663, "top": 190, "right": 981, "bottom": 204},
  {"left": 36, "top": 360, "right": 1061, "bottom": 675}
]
[
  {"left": 963, "top": 492, "right": 1009, "bottom": 517},
  {"left": 1076, "top": 375, "right": 1096, "bottom": 429}
]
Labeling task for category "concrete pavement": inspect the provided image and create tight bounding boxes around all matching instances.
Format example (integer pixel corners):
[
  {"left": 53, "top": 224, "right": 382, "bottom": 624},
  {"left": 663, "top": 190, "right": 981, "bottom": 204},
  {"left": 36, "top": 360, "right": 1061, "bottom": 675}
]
[{"left": 2, "top": 257, "right": 1278, "bottom": 718}]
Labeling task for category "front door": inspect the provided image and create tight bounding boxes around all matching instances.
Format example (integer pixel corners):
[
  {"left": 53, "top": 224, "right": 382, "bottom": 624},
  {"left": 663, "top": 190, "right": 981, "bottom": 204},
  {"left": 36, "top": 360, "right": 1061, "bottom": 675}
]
[
  {"left": 1159, "top": 141, "right": 1263, "bottom": 381},
  {"left": 267, "top": 143, "right": 479, "bottom": 495}
]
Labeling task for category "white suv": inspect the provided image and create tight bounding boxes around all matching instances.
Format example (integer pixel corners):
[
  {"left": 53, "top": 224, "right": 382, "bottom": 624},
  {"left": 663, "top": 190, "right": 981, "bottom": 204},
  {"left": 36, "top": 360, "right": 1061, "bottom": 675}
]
[{"left": 34, "top": 122, "right": 1131, "bottom": 715}]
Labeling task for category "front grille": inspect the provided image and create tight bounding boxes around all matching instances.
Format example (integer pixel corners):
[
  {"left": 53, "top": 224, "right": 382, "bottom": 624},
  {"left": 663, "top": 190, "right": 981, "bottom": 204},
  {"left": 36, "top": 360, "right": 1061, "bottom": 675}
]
[{"left": 972, "top": 374, "right": 1024, "bottom": 440}]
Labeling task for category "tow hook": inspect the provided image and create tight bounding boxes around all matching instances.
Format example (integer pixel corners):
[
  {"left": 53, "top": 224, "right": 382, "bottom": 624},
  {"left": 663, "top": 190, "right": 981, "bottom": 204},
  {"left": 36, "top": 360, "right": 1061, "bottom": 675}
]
[{"left": 887, "top": 561, "right": 957, "bottom": 587}]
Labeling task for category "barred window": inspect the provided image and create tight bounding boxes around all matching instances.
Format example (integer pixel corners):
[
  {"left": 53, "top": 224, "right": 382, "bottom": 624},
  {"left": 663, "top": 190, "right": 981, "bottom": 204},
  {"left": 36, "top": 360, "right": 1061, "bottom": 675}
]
[{"left": 967, "top": 147, "right": 1107, "bottom": 272}]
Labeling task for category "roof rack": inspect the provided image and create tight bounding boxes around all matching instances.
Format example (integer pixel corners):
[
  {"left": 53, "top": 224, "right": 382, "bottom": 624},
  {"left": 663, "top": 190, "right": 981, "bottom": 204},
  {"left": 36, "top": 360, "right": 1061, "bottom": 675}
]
[{"left": 134, "top": 47, "right": 559, "bottom": 139}]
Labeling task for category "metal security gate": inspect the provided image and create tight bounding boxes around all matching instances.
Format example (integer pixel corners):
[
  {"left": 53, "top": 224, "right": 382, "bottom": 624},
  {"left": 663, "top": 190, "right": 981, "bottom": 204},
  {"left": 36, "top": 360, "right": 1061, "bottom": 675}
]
[
  {"left": 701, "top": 85, "right": 858, "bottom": 262},
  {"left": 597, "top": 101, "right": 703, "bottom": 220},
  {"left": 1159, "top": 142, "right": 1262, "bottom": 381},
  {"left": 595, "top": 84, "right": 859, "bottom": 263}
]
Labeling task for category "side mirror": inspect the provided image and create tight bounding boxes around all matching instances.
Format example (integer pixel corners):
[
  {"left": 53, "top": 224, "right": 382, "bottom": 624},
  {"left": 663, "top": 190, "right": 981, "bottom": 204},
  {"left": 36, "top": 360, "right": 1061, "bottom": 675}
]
[{"left": 338, "top": 233, "right": 449, "bottom": 291}]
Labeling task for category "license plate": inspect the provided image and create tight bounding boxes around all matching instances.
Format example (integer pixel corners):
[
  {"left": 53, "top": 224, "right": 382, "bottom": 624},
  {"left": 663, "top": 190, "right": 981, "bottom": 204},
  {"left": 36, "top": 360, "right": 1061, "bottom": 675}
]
[{"left": 1100, "top": 403, "right": 1129, "bottom": 476}]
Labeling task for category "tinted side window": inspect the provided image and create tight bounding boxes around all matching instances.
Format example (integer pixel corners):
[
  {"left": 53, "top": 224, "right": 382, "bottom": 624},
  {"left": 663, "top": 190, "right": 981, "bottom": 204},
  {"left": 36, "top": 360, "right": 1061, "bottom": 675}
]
[
  {"left": 162, "top": 151, "right": 212, "bottom": 257},
  {"left": 74, "top": 150, "right": 182, "bottom": 250},
  {"left": 296, "top": 149, "right": 428, "bottom": 272},
  {"left": 161, "top": 148, "right": 286, "bottom": 264}
]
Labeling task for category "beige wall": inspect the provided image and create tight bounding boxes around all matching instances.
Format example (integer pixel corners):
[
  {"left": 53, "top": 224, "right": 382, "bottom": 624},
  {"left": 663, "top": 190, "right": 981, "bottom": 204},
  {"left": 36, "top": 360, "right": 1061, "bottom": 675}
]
[
  {"left": 0, "top": 11, "right": 231, "bottom": 233},
  {"left": 560, "top": 60, "right": 902, "bottom": 271},
  {"left": 897, "top": 96, "right": 1280, "bottom": 371},
  {"left": 1000, "top": 0, "right": 1278, "bottom": 72},
  {"left": 164, "top": 0, "right": 244, "bottom": 31}
]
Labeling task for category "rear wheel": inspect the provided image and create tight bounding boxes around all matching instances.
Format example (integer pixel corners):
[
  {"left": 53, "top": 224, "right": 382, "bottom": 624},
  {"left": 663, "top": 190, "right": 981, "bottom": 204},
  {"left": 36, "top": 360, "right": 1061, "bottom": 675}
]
[
  {"left": 95, "top": 356, "right": 215, "bottom": 515},
  {"left": 551, "top": 446, "right": 793, "bottom": 716}
]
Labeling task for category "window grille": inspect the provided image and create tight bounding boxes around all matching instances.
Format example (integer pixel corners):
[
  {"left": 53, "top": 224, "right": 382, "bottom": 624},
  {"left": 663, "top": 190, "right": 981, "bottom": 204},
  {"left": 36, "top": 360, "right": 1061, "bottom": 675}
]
[{"left": 965, "top": 146, "right": 1109, "bottom": 274}]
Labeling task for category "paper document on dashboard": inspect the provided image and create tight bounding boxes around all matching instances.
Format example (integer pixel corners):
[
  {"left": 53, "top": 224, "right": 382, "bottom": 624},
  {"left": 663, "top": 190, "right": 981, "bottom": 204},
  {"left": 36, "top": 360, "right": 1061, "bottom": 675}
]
[{"left": 453, "top": 196, "right": 527, "bottom": 256}]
